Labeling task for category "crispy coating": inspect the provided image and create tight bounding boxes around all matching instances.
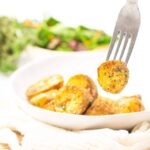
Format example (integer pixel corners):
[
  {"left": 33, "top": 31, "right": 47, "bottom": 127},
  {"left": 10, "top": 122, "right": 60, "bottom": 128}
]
[
  {"left": 97, "top": 60, "right": 129, "bottom": 94},
  {"left": 85, "top": 96, "right": 116, "bottom": 115},
  {"left": 115, "top": 95, "right": 145, "bottom": 113},
  {"left": 66, "top": 74, "right": 98, "bottom": 102},
  {"left": 29, "top": 90, "right": 58, "bottom": 107},
  {"left": 54, "top": 86, "right": 91, "bottom": 114},
  {"left": 85, "top": 95, "right": 144, "bottom": 115},
  {"left": 26, "top": 72, "right": 145, "bottom": 116},
  {"left": 43, "top": 100, "right": 56, "bottom": 111},
  {"left": 26, "top": 74, "right": 64, "bottom": 99}
]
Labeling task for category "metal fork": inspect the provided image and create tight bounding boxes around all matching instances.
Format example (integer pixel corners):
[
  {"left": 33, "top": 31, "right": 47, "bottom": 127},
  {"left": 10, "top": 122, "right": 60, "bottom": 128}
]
[{"left": 106, "top": 0, "right": 140, "bottom": 64}]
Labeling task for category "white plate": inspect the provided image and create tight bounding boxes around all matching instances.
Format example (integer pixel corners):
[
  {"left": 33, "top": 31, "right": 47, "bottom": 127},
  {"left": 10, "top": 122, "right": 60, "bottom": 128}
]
[{"left": 11, "top": 51, "right": 150, "bottom": 130}]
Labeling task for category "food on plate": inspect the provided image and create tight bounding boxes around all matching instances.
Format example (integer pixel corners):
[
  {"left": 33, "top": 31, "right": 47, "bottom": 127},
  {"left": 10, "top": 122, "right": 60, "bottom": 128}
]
[
  {"left": 54, "top": 86, "right": 91, "bottom": 114},
  {"left": 38, "top": 25, "right": 111, "bottom": 52},
  {"left": 86, "top": 95, "right": 145, "bottom": 115},
  {"left": 0, "top": 16, "right": 111, "bottom": 73},
  {"left": 0, "top": 16, "right": 35, "bottom": 73},
  {"left": 85, "top": 96, "right": 115, "bottom": 115},
  {"left": 43, "top": 100, "right": 56, "bottom": 111},
  {"left": 97, "top": 60, "right": 129, "bottom": 94},
  {"left": 26, "top": 74, "right": 145, "bottom": 115},
  {"left": 26, "top": 74, "right": 63, "bottom": 99},
  {"left": 66, "top": 74, "right": 98, "bottom": 102},
  {"left": 29, "top": 90, "right": 58, "bottom": 107},
  {"left": 33, "top": 18, "right": 111, "bottom": 52},
  {"left": 115, "top": 95, "right": 145, "bottom": 113}
]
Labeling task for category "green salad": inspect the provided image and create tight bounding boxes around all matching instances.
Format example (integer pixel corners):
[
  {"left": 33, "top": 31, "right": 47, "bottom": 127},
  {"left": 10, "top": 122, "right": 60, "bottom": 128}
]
[
  {"left": 0, "top": 16, "right": 111, "bottom": 73},
  {"left": 0, "top": 16, "right": 36, "bottom": 72}
]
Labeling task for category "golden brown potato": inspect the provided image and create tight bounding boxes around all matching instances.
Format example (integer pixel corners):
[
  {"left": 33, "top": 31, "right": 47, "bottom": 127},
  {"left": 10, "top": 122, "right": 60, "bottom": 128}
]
[
  {"left": 97, "top": 60, "right": 129, "bottom": 94},
  {"left": 115, "top": 95, "right": 145, "bottom": 114},
  {"left": 85, "top": 96, "right": 116, "bottom": 115},
  {"left": 66, "top": 74, "right": 98, "bottom": 102},
  {"left": 43, "top": 100, "right": 56, "bottom": 111},
  {"left": 26, "top": 74, "right": 64, "bottom": 99},
  {"left": 29, "top": 90, "right": 58, "bottom": 107},
  {"left": 54, "top": 86, "right": 91, "bottom": 114}
]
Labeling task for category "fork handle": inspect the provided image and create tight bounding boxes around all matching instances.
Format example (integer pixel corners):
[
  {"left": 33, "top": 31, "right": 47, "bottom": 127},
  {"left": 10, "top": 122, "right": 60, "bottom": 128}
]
[{"left": 127, "top": 0, "right": 138, "bottom": 4}]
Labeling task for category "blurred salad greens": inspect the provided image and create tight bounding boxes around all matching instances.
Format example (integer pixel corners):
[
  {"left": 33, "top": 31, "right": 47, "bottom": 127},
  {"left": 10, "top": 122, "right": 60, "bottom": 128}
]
[{"left": 0, "top": 16, "right": 111, "bottom": 73}]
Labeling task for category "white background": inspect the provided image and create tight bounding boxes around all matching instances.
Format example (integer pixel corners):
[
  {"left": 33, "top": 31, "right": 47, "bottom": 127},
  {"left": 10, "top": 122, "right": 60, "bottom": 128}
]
[
  {"left": 0, "top": 0, "right": 126, "bottom": 33},
  {"left": 0, "top": 0, "right": 148, "bottom": 34}
]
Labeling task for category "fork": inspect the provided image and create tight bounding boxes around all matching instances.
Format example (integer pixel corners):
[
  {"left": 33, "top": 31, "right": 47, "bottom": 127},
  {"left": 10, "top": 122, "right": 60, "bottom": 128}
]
[{"left": 106, "top": 0, "right": 140, "bottom": 64}]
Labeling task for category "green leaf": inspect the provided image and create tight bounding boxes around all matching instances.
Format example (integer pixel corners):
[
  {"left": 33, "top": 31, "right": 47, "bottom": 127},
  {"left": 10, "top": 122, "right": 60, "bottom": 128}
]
[{"left": 45, "top": 17, "right": 60, "bottom": 27}]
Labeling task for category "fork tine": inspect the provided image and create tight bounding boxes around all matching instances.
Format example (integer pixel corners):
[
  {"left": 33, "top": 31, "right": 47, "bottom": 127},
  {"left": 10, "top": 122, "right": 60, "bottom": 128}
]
[
  {"left": 125, "top": 35, "right": 137, "bottom": 64},
  {"left": 106, "top": 0, "right": 140, "bottom": 63},
  {"left": 114, "top": 32, "right": 124, "bottom": 60},
  {"left": 106, "top": 28, "right": 119, "bottom": 61},
  {"left": 119, "top": 34, "right": 130, "bottom": 60}
]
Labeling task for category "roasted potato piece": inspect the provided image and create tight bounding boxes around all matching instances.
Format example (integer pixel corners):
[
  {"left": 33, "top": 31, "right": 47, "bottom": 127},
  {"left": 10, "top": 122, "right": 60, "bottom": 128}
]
[
  {"left": 85, "top": 96, "right": 116, "bottom": 115},
  {"left": 54, "top": 86, "right": 91, "bottom": 114},
  {"left": 115, "top": 95, "right": 145, "bottom": 113},
  {"left": 97, "top": 60, "right": 129, "bottom": 94},
  {"left": 29, "top": 90, "right": 58, "bottom": 107},
  {"left": 66, "top": 74, "right": 98, "bottom": 102},
  {"left": 26, "top": 74, "right": 64, "bottom": 99},
  {"left": 43, "top": 100, "right": 56, "bottom": 111}
]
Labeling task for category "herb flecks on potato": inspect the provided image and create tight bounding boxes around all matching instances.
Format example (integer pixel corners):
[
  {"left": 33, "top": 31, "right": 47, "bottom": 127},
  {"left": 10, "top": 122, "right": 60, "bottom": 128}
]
[
  {"left": 85, "top": 95, "right": 144, "bottom": 115},
  {"left": 115, "top": 95, "right": 145, "bottom": 113},
  {"left": 97, "top": 60, "right": 129, "bottom": 94},
  {"left": 85, "top": 96, "right": 116, "bottom": 115},
  {"left": 26, "top": 74, "right": 144, "bottom": 115},
  {"left": 54, "top": 86, "right": 91, "bottom": 114},
  {"left": 66, "top": 74, "right": 98, "bottom": 103}
]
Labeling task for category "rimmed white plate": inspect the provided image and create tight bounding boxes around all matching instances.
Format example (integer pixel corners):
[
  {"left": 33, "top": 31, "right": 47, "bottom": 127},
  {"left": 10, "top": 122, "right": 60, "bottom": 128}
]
[{"left": 11, "top": 51, "right": 150, "bottom": 130}]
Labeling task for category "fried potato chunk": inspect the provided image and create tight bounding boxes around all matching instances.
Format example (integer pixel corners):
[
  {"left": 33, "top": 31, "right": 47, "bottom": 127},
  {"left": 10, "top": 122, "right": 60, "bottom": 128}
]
[
  {"left": 85, "top": 96, "right": 116, "bottom": 115},
  {"left": 97, "top": 60, "right": 129, "bottom": 94},
  {"left": 26, "top": 74, "right": 64, "bottom": 99},
  {"left": 29, "top": 90, "right": 58, "bottom": 108},
  {"left": 43, "top": 100, "right": 56, "bottom": 111},
  {"left": 54, "top": 86, "right": 91, "bottom": 114},
  {"left": 66, "top": 74, "right": 98, "bottom": 102},
  {"left": 85, "top": 95, "right": 144, "bottom": 115},
  {"left": 115, "top": 95, "right": 145, "bottom": 113}
]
